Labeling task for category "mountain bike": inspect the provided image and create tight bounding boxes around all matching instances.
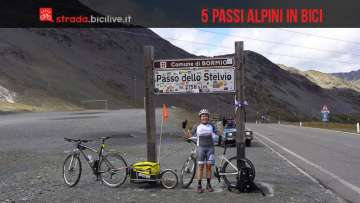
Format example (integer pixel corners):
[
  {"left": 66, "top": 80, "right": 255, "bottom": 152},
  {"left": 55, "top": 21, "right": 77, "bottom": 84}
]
[
  {"left": 63, "top": 136, "right": 128, "bottom": 187},
  {"left": 179, "top": 137, "right": 197, "bottom": 188},
  {"left": 179, "top": 138, "right": 255, "bottom": 189}
]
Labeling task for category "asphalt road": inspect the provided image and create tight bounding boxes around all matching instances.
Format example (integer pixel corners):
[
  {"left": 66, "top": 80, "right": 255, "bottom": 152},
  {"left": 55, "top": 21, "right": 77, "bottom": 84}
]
[
  {"left": 248, "top": 123, "right": 360, "bottom": 203},
  {"left": 0, "top": 109, "right": 164, "bottom": 152},
  {"left": 0, "top": 110, "right": 343, "bottom": 202}
]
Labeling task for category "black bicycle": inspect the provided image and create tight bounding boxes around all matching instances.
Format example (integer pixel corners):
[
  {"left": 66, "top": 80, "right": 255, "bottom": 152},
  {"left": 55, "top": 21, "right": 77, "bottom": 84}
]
[{"left": 63, "top": 136, "right": 128, "bottom": 187}]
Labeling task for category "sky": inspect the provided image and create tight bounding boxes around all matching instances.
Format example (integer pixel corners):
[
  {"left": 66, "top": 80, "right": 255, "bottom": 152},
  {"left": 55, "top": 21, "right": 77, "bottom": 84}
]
[{"left": 151, "top": 28, "right": 360, "bottom": 73}]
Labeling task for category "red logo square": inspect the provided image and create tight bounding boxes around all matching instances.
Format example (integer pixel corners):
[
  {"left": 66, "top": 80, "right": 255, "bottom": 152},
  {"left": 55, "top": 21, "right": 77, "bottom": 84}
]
[{"left": 39, "top": 8, "right": 54, "bottom": 22}]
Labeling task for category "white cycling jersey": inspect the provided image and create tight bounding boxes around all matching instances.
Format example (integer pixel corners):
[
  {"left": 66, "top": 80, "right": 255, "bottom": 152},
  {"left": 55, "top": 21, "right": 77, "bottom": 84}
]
[{"left": 192, "top": 123, "right": 217, "bottom": 147}]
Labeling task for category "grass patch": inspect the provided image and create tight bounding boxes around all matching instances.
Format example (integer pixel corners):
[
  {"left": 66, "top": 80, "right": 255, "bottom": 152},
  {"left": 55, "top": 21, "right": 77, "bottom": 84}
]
[
  {"left": 0, "top": 101, "right": 40, "bottom": 112},
  {"left": 0, "top": 100, "right": 83, "bottom": 113}
]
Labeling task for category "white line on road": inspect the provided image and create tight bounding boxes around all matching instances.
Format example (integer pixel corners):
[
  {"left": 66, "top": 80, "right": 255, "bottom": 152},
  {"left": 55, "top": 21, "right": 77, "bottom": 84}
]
[
  {"left": 250, "top": 128, "right": 360, "bottom": 196},
  {"left": 251, "top": 130, "right": 321, "bottom": 185}
]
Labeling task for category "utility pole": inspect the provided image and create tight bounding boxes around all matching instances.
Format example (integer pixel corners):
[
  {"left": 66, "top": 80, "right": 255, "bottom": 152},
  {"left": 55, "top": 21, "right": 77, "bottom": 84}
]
[
  {"left": 235, "top": 41, "right": 246, "bottom": 185},
  {"left": 144, "top": 46, "right": 157, "bottom": 162}
]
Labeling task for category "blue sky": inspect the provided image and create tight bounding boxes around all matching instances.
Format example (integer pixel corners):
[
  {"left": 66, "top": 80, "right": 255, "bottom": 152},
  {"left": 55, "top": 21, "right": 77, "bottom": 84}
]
[{"left": 151, "top": 28, "right": 360, "bottom": 73}]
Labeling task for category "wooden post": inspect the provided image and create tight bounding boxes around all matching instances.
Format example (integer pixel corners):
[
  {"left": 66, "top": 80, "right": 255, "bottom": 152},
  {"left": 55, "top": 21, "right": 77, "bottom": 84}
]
[
  {"left": 144, "top": 46, "right": 157, "bottom": 162},
  {"left": 235, "top": 41, "right": 246, "bottom": 181}
]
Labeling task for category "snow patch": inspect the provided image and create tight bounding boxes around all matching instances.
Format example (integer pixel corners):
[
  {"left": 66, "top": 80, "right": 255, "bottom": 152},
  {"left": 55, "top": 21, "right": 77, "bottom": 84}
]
[{"left": 0, "top": 85, "right": 16, "bottom": 103}]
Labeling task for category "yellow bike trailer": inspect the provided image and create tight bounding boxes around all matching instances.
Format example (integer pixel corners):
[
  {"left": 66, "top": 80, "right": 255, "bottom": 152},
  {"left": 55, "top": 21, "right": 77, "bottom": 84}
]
[{"left": 128, "top": 161, "right": 178, "bottom": 189}]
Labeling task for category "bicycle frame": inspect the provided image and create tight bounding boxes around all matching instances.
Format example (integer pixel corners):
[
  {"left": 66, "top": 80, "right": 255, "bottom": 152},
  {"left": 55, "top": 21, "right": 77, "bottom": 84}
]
[
  {"left": 71, "top": 142, "right": 106, "bottom": 174},
  {"left": 217, "top": 154, "right": 238, "bottom": 176}
]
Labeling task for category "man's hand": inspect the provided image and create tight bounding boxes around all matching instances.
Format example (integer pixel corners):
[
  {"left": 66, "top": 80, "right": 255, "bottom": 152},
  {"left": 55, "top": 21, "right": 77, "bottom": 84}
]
[{"left": 183, "top": 129, "right": 191, "bottom": 138}]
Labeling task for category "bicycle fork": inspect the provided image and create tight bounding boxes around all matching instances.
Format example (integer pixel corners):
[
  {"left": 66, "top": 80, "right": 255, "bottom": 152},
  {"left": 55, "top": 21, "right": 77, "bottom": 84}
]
[
  {"left": 69, "top": 155, "right": 78, "bottom": 171},
  {"left": 69, "top": 150, "right": 80, "bottom": 171}
]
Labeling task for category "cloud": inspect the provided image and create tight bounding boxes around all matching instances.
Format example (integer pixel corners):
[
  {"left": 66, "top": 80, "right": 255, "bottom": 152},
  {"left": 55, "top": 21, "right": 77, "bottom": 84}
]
[
  {"left": 150, "top": 28, "right": 216, "bottom": 56},
  {"left": 151, "top": 28, "right": 360, "bottom": 73}
]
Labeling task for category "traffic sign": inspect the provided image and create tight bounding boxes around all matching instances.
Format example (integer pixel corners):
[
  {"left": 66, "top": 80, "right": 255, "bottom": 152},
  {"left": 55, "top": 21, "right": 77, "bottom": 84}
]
[
  {"left": 321, "top": 105, "right": 330, "bottom": 122},
  {"left": 321, "top": 105, "right": 330, "bottom": 113}
]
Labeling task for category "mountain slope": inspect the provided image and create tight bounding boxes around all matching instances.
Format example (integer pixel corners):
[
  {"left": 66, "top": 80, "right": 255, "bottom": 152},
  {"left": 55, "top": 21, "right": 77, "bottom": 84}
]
[
  {"left": 242, "top": 55, "right": 360, "bottom": 121},
  {"left": 332, "top": 69, "right": 360, "bottom": 81},
  {"left": 332, "top": 69, "right": 360, "bottom": 91},
  {"left": 279, "top": 65, "right": 360, "bottom": 92},
  {"left": 0, "top": 28, "right": 193, "bottom": 111},
  {"left": 0, "top": 28, "right": 359, "bottom": 121}
]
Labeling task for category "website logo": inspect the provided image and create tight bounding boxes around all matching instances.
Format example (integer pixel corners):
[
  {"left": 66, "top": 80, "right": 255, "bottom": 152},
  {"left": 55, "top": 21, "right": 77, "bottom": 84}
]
[
  {"left": 39, "top": 8, "right": 54, "bottom": 22},
  {"left": 38, "top": 7, "right": 132, "bottom": 25}
]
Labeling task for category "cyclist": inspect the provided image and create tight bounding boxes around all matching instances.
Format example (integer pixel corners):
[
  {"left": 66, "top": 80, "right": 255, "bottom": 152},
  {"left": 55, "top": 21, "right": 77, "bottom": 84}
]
[{"left": 185, "top": 109, "right": 219, "bottom": 193}]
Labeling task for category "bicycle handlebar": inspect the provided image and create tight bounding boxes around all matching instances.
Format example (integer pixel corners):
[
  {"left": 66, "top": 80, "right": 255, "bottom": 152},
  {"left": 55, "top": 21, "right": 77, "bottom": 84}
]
[
  {"left": 64, "top": 136, "right": 111, "bottom": 143},
  {"left": 184, "top": 137, "right": 196, "bottom": 145}
]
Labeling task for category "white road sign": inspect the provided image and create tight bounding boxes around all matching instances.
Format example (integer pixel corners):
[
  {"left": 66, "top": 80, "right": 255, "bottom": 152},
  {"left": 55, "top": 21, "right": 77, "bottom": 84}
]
[{"left": 154, "top": 67, "right": 235, "bottom": 94}]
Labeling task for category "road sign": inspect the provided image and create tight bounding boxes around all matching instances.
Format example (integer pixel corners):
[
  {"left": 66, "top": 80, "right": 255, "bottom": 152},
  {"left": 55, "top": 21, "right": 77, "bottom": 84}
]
[
  {"left": 153, "top": 57, "right": 233, "bottom": 69},
  {"left": 321, "top": 105, "right": 330, "bottom": 122},
  {"left": 321, "top": 105, "right": 330, "bottom": 113},
  {"left": 153, "top": 67, "right": 235, "bottom": 94}
]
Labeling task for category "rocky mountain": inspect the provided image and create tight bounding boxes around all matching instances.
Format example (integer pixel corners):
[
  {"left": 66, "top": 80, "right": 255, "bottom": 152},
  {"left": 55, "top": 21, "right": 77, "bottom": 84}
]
[
  {"left": 279, "top": 65, "right": 360, "bottom": 92},
  {"left": 0, "top": 28, "right": 193, "bottom": 111},
  {"left": 332, "top": 69, "right": 360, "bottom": 81},
  {"left": 332, "top": 70, "right": 360, "bottom": 92},
  {"left": 239, "top": 57, "right": 360, "bottom": 121}
]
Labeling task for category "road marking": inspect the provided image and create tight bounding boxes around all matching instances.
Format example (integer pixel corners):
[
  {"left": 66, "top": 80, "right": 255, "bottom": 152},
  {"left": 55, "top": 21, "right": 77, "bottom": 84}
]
[
  {"left": 249, "top": 129, "right": 321, "bottom": 185},
  {"left": 250, "top": 128, "right": 360, "bottom": 196}
]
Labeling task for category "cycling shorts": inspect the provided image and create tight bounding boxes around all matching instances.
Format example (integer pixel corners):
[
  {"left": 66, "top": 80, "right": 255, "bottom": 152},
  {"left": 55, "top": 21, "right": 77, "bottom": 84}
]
[{"left": 197, "top": 146, "right": 215, "bottom": 165}]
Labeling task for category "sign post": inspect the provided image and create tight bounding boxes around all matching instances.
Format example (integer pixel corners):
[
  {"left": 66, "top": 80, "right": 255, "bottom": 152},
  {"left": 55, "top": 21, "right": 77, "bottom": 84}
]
[
  {"left": 148, "top": 48, "right": 240, "bottom": 172},
  {"left": 144, "top": 46, "right": 157, "bottom": 162},
  {"left": 235, "top": 41, "right": 246, "bottom": 188}
]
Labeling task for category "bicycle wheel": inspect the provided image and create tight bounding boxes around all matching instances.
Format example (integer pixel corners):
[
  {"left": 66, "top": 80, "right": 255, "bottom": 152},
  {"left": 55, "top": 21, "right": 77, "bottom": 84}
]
[
  {"left": 63, "top": 154, "right": 82, "bottom": 187},
  {"left": 221, "top": 157, "right": 255, "bottom": 188},
  {"left": 180, "top": 156, "right": 197, "bottom": 188},
  {"left": 99, "top": 153, "right": 128, "bottom": 188},
  {"left": 160, "top": 169, "right": 178, "bottom": 189}
]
